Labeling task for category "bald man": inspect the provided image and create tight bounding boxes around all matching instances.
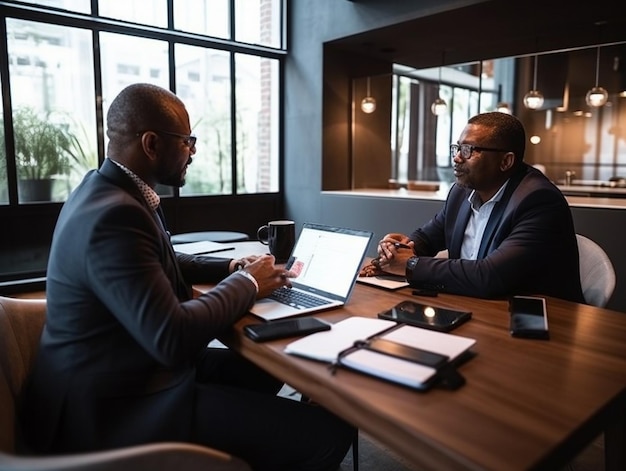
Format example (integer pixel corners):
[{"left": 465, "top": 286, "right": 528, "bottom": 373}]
[{"left": 21, "top": 83, "right": 353, "bottom": 471}]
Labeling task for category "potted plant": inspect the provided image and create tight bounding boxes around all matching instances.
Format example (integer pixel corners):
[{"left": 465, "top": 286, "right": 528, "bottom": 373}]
[{"left": 12, "top": 107, "right": 78, "bottom": 202}]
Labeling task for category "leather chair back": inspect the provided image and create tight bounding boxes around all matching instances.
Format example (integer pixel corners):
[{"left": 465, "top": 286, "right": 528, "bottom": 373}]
[{"left": 0, "top": 296, "right": 47, "bottom": 453}]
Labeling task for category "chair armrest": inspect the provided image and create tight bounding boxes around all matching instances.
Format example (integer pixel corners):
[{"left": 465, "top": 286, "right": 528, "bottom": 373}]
[{"left": 0, "top": 442, "right": 251, "bottom": 471}]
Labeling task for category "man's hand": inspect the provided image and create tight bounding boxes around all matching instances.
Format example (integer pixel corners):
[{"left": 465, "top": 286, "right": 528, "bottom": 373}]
[
  {"left": 375, "top": 233, "right": 414, "bottom": 274},
  {"left": 359, "top": 234, "right": 414, "bottom": 277},
  {"left": 240, "top": 254, "right": 295, "bottom": 298}
]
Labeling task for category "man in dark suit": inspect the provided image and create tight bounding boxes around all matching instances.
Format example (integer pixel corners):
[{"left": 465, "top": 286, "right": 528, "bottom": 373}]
[
  {"left": 362, "top": 112, "right": 585, "bottom": 303},
  {"left": 21, "top": 83, "right": 353, "bottom": 470}
]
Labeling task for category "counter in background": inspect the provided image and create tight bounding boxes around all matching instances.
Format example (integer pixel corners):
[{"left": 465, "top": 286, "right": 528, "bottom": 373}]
[
  {"left": 558, "top": 184, "right": 626, "bottom": 200},
  {"left": 326, "top": 188, "right": 626, "bottom": 210}
]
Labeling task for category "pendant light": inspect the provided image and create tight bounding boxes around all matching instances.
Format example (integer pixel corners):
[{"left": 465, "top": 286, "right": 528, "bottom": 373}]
[
  {"left": 523, "top": 55, "right": 544, "bottom": 110},
  {"left": 431, "top": 51, "right": 447, "bottom": 116},
  {"left": 496, "top": 102, "right": 511, "bottom": 114},
  {"left": 361, "top": 76, "right": 376, "bottom": 113},
  {"left": 585, "top": 45, "right": 608, "bottom": 107}
]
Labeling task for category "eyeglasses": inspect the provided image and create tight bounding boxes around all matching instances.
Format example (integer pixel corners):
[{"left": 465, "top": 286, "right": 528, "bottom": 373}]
[
  {"left": 136, "top": 130, "right": 197, "bottom": 149},
  {"left": 450, "top": 143, "right": 510, "bottom": 160}
]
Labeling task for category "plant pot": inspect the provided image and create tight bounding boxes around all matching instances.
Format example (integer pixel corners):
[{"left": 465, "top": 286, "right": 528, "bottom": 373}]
[{"left": 18, "top": 178, "right": 53, "bottom": 202}]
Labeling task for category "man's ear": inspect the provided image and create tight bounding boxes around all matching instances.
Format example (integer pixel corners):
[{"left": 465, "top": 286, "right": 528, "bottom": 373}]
[
  {"left": 500, "top": 152, "right": 515, "bottom": 172},
  {"left": 139, "top": 131, "right": 159, "bottom": 161}
]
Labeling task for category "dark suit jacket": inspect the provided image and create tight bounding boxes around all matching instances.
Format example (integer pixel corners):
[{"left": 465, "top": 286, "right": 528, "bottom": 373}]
[
  {"left": 21, "top": 158, "right": 257, "bottom": 453},
  {"left": 408, "top": 164, "right": 585, "bottom": 303}
]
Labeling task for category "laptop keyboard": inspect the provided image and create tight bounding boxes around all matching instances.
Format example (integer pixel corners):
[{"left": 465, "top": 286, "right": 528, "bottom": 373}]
[{"left": 269, "top": 287, "right": 331, "bottom": 310}]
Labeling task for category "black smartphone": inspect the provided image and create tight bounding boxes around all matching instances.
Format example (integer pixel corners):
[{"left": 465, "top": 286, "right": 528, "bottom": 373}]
[
  {"left": 377, "top": 300, "right": 471, "bottom": 332},
  {"left": 509, "top": 295, "right": 549, "bottom": 340},
  {"left": 244, "top": 317, "right": 331, "bottom": 342}
]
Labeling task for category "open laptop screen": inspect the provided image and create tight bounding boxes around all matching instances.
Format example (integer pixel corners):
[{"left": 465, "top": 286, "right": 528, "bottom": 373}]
[{"left": 287, "top": 223, "right": 372, "bottom": 300}]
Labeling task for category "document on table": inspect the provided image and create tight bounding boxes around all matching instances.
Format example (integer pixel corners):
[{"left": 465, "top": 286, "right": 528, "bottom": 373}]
[
  {"left": 172, "top": 240, "right": 235, "bottom": 255},
  {"left": 284, "top": 317, "right": 396, "bottom": 362},
  {"left": 357, "top": 275, "right": 409, "bottom": 290},
  {"left": 284, "top": 316, "right": 476, "bottom": 390}
]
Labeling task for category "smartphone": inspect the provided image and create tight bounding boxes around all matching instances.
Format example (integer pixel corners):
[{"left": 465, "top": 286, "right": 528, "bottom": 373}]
[
  {"left": 244, "top": 317, "right": 331, "bottom": 342},
  {"left": 509, "top": 295, "right": 549, "bottom": 340},
  {"left": 377, "top": 300, "right": 471, "bottom": 332}
]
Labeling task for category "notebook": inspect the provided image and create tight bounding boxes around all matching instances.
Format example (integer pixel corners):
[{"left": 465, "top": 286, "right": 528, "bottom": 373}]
[
  {"left": 249, "top": 223, "right": 373, "bottom": 321},
  {"left": 285, "top": 317, "right": 476, "bottom": 390}
]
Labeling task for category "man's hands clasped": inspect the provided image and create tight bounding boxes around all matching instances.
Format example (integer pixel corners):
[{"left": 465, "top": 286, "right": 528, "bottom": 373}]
[{"left": 359, "top": 233, "right": 414, "bottom": 277}]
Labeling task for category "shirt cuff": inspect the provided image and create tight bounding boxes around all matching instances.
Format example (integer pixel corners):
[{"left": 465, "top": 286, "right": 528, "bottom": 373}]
[{"left": 236, "top": 270, "right": 259, "bottom": 293}]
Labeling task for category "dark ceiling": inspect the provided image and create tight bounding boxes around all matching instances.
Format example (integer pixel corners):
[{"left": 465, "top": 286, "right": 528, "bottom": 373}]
[{"left": 329, "top": 0, "right": 626, "bottom": 71}]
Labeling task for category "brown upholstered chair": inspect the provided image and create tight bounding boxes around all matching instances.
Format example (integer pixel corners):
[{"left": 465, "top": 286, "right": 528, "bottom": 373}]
[{"left": 0, "top": 295, "right": 251, "bottom": 471}]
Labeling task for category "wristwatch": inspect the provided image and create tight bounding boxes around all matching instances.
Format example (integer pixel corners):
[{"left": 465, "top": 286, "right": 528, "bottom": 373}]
[
  {"left": 233, "top": 260, "right": 244, "bottom": 272},
  {"left": 405, "top": 256, "right": 419, "bottom": 280}
]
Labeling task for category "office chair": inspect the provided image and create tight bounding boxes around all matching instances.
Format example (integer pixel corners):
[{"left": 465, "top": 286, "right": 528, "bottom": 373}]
[
  {"left": 0, "top": 295, "right": 251, "bottom": 471},
  {"left": 576, "top": 234, "right": 616, "bottom": 308}
]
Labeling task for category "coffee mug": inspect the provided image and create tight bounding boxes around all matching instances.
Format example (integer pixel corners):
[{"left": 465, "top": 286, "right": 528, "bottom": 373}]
[{"left": 257, "top": 220, "right": 296, "bottom": 263}]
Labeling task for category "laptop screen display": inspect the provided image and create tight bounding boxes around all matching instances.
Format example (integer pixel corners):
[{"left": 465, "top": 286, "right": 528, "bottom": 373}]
[{"left": 287, "top": 223, "right": 372, "bottom": 299}]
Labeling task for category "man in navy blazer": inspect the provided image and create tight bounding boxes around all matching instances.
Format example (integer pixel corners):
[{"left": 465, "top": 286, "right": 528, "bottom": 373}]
[
  {"left": 363, "top": 112, "right": 585, "bottom": 304},
  {"left": 20, "top": 83, "right": 353, "bottom": 470}
]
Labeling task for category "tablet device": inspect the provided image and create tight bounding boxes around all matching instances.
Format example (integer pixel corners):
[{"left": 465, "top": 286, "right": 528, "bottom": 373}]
[{"left": 377, "top": 300, "right": 471, "bottom": 332}]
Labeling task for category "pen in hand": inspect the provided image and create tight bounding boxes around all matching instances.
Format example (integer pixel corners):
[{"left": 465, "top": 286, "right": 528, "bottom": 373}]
[{"left": 393, "top": 242, "right": 411, "bottom": 249}]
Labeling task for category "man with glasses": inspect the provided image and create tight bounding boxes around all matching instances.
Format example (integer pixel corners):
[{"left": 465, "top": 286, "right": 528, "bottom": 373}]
[
  {"left": 21, "top": 83, "right": 354, "bottom": 471},
  {"left": 361, "top": 111, "right": 585, "bottom": 303}
]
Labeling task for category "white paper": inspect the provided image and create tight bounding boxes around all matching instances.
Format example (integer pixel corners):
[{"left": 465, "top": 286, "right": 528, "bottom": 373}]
[
  {"left": 339, "top": 349, "right": 437, "bottom": 389},
  {"left": 284, "top": 317, "right": 396, "bottom": 362},
  {"left": 381, "top": 324, "right": 476, "bottom": 359},
  {"left": 357, "top": 276, "right": 409, "bottom": 290},
  {"left": 172, "top": 240, "right": 234, "bottom": 255}
]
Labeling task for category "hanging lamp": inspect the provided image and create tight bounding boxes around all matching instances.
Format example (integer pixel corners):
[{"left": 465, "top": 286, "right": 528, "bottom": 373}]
[
  {"left": 496, "top": 102, "right": 511, "bottom": 114},
  {"left": 361, "top": 76, "right": 376, "bottom": 113},
  {"left": 523, "top": 55, "right": 544, "bottom": 110},
  {"left": 585, "top": 45, "right": 608, "bottom": 107},
  {"left": 431, "top": 51, "right": 447, "bottom": 116}
]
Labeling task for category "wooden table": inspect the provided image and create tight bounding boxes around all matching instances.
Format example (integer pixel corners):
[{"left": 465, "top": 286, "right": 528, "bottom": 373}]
[{"left": 198, "top": 244, "right": 626, "bottom": 470}]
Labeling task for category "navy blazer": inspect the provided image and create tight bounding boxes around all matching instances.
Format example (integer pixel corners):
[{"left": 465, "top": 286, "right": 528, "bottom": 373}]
[
  {"left": 408, "top": 164, "right": 585, "bottom": 303},
  {"left": 21, "top": 159, "right": 257, "bottom": 453}
]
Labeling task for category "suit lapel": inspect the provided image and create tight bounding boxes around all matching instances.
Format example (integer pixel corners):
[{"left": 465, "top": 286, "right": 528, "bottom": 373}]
[{"left": 154, "top": 206, "right": 192, "bottom": 300}]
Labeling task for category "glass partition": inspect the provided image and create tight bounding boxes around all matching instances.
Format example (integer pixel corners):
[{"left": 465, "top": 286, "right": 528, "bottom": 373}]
[{"left": 353, "top": 47, "right": 626, "bottom": 190}]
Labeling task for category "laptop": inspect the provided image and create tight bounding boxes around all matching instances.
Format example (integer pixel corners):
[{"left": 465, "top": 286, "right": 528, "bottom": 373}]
[{"left": 249, "top": 223, "right": 373, "bottom": 321}]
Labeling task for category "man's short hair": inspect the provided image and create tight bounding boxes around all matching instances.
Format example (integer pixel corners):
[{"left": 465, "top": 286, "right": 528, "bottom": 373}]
[{"left": 468, "top": 112, "right": 526, "bottom": 161}]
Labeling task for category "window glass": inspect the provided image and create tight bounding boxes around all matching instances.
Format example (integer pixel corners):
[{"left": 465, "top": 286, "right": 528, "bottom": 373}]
[
  {"left": 16, "top": 0, "right": 90, "bottom": 14},
  {"left": 175, "top": 44, "right": 232, "bottom": 195},
  {"left": 235, "top": 0, "right": 282, "bottom": 48},
  {"left": 0, "top": 85, "right": 6, "bottom": 205},
  {"left": 99, "top": 32, "right": 172, "bottom": 195},
  {"left": 98, "top": 0, "right": 167, "bottom": 28},
  {"left": 174, "top": 0, "right": 229, "bottom": 39},
  {"left": 235, "top": 53, "right": 279, "bottom": 193},
  {"left": 7, "top": 18, "right": 97, "bottom": 203}
]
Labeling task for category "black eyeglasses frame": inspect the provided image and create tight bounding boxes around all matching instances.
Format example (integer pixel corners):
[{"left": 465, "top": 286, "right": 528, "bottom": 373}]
[
  {"left": 136, "top": 130, "right": 197, "bottom": 149},
  {"left": 450, "top": 143, "right": 510, "bottom": 160}
]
